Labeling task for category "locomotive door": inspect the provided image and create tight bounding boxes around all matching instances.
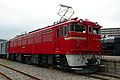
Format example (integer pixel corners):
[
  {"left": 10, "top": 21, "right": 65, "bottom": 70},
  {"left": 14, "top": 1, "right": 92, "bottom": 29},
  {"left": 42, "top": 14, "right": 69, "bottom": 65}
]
[
  {"left": 54, "top": 28, "right": 60, "bottom": 53},
  {"left": 87, "top": 26, "right": 93, "bottom": 50}
]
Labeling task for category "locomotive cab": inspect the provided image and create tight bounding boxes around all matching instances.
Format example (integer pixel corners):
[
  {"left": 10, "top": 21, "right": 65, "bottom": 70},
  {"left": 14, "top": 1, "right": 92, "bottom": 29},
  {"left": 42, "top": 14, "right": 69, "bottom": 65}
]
[{"left": 58, "top": 19, "right": 102, "bottom": 73}]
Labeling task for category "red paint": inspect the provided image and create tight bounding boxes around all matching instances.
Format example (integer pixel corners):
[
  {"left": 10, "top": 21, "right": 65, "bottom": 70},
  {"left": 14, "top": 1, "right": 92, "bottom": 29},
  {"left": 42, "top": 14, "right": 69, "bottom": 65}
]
[{"left": 8, "top": 18, "right": 102, "bottom": 55}]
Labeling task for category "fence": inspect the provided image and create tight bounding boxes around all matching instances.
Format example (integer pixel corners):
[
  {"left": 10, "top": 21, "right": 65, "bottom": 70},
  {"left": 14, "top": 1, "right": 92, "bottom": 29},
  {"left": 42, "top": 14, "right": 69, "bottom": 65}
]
[{"left": 101, "top": 59, "right": 120, "bottom": 74}]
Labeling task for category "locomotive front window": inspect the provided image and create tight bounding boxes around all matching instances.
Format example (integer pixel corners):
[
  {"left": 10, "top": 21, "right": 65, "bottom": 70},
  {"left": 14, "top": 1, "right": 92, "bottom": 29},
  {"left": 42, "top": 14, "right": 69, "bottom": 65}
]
[
  {"left": 60, "top": 27, "right": 63, "bottom": 37},
  {"left": 70, "top": 23, "right": 84, "bottom": 32}
]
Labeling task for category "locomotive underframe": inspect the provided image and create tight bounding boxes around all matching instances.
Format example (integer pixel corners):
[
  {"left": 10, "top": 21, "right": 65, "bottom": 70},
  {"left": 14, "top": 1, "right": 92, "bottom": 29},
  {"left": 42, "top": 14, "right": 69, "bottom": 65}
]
[{"left": 7, "top": 53, "right": 101, "bottom": 73}]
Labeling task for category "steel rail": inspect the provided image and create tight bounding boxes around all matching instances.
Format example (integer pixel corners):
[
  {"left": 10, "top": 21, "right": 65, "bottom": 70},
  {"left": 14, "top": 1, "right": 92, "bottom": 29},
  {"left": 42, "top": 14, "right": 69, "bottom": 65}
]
[
  {"left": 81, "top": 73, "right": 120, "bottom": 80},
  {"left": 96, "top": 73, "right": 120, "bottom": 79},
  {"left": 81, "top": 74, "right": 109, "bottom": 80},
  {"left": 0, "top": 63, "right": 41, "bottom": 80},
  {"left": 0, "top": 71, "right": 12, "bottom": 80}
]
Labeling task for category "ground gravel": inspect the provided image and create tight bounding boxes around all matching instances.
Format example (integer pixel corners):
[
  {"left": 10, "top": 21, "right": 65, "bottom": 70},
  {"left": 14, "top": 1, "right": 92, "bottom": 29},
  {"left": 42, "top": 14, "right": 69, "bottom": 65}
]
[{"left": 0, "top": 59, "right": 100, "bottom": 80}]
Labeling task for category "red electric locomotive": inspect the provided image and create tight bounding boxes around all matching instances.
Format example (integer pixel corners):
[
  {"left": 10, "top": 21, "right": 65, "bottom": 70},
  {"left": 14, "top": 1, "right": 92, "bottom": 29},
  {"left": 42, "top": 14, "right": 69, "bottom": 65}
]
[{"left": 7, "top": 5, "right": 102, "bottom": 73}]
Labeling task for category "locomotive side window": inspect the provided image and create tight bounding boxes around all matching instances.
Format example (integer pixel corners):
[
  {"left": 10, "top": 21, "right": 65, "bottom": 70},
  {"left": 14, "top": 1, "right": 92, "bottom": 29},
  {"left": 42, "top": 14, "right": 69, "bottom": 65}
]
[
  {"left": 14, "top": 40, "right": 17, "bottom": 47},
  {"left": 60, "top": 27, "right": 63, "bottom": 37},
  {"left": 10, "top": 40, "right": 13, "bottom": 47},
  {"left": 34, "top": 33, "right": 41, "bottom": 43},
  {"left": 63, "top": 26, "right": 69, "bottom": 36},
  {"left": 28, "top": 37, "right": 30, "bottom": 44},
  {"left": 66, "top": 26, "right": 69, "bottom": 36},
  {"left": 23, "top": 38, "right": 27, "bottom": 45},
  {"left": 89, "top": 26, "right": 92, "bottom": 34},
  {"left": 13, "top": 40, "right": 15, "bottom": 47},
  {"left": 22, "top": 38, "right": 25, "bottom": 45},
  {"left": 70, "top": 24, "right": 75, "bottom": 31},
  {"left": 59, "top": 26, "right": 69, "bottom": 37},
  {"left": 42, "top": 29, "right": 52, "bottom": 42},
  {"left": 42, "top": 29, "right": 52, "bottom": 34},
  {"left": 63, "top": 26, "right": 67, "bottom": 36},
  {"left": 28, "top": 35, "right": 33, "bottom": 44},
  {"left": 22, "top": 38, "right": 24, "bottom": 45},
  {"left": 93, "top": 28, "right": 99, "bottom": 34},
  {"left": 18, "top": 38, "right": 21, "bottom": 46},
  {"left": 56, "top": 28, "right": 59, "bottom": 37}
]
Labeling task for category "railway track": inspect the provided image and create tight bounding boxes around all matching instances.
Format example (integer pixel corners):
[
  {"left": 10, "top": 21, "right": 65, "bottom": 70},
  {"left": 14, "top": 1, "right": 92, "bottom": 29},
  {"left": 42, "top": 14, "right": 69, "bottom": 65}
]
[
  {"left": 0, "top": 71, "right": 12, "bottom": 80},
  {"left": 0, "top": 59, "right": 120, "bottom": 80},
  {"left": 0, "top": 63, "right": 41, "bottom": 80},
  {"left": 96, "top": 72, "right": 120, "bottom": 79},
  {"left": 81, "top": 74, "right": 108, "bottom": 80},
  {"left": 81, "top": 73, "right": 120, "bottom": 80}
]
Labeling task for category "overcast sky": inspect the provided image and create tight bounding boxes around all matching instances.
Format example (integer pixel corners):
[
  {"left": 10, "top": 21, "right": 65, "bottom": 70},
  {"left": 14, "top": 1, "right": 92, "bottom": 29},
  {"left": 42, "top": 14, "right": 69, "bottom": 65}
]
[{"left": 0, "top": 0, "right": 120, "bottom": 40}]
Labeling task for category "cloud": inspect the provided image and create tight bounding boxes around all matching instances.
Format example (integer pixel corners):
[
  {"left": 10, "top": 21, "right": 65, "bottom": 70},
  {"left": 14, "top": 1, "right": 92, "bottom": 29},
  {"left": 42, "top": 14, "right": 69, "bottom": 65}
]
[{"left": 0, "top": 0, "right": 120, "bottom": 39}]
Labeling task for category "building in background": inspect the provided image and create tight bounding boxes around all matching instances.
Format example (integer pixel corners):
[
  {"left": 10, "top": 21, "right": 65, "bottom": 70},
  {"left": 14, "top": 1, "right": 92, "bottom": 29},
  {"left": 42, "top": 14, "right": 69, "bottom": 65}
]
[
  {"left": 101, "top": 28, "right": 120, "bottom": 37},
  {"left": 101, "top": 28, "right": 120, "bottom": 55},
  {"left": 0, "top": 39, "right": 6, "bottom": 43}
]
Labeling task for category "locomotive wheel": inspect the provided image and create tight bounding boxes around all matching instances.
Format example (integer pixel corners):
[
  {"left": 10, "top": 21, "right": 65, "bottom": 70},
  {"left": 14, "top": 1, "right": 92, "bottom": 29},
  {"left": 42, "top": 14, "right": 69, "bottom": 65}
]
[
  {"left": 53, "top": 55, "right": 70, "bottom": 70},
  {"left": 8, "top": 54, "right": 16, "bottom": 61},
  {"left": 24, "top": 55, "right": 32, "bottom": 64},
  {"left": 16, "top": 54, "right": 22, "bottom": 62},
  {"left": 39, "top": 55, "right": 49, "bottom": 67}
]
